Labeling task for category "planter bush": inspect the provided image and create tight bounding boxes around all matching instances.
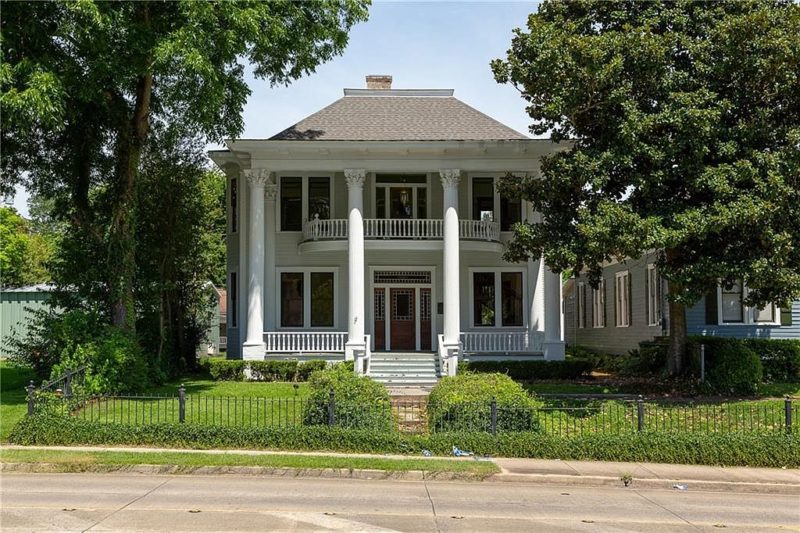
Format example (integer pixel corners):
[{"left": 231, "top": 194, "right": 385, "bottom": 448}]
[
  {"left": 428, "top": 373, "right": 541, "bottom": 432},
  {"left": 459, "top": 360, "right": 592, "bottom": 380},
  {"left": 199, "top": 358, "right": 328, "bottom": 382},
  {"left": 688, "top": 337, "right": 763, "bottom": 394},
  {"left": 302, "top": 363, "right": 394, "bottom": 431},
  {"left": 742, "top": 339, "right": 800, "bottom": 382}
]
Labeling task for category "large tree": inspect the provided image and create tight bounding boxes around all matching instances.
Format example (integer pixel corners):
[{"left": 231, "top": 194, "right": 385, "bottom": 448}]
[
  {"left": 492, "top": 0, "right": 800, "bottom": 373},
  {"left": 2, "top": 0, "right": 369, "bottom": 330}
]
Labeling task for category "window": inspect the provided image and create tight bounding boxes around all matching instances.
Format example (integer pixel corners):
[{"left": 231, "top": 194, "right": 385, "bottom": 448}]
[
  {"left": 374, "top": 175, "right": 428, "bottom": 219},
  {"left": 501, "top": 272, "right": 523, "bottom": 327},
  {"left": 592, "top": 280, "right": 605, "bottom": 328},
  {"left": 230, "top": 272, "right": 237, "bottom": 327},
  {"left": 709, "top": 281, "right": 779, "bottom": 325},
  {"left": 615, "top": 271, "right": 630, "bottom": 327},
  {"left": 754, "top": 303, "right": 776, "bottom": 323},
  {"left": 473, "top": 272, "right": 495, "bottom": 326},
  {"left": 280, "top": 272, "right": 304, "bottom": 327},
  {"left": 721, "top": 282, "right": 744, "bottom": 323},
  {"left": 471, "top": 270, "right": 526, "bottom": 327},
  {"left": 279, "top": 269, "right": 337, "bottom": 328},
  {"left": 472, "top": 178, "right": 495, "bottom": 221},
  {"left": 646, "top": 264, "right": 662, "bottom": 327},
  {"left": 500, "top": 195, "right": 521, "bottom": 231},
  {"left": 230, "top": 178, "right": 238, "bottom": 233},
  {"left": 308, "top": 177, "right": 330, "bottom": 220},
  {"left": 280, "top": 177, "right": 302, "bottom": 231},
  {"left": 577, "top": 282, "right": 586, "bottom": 329}
]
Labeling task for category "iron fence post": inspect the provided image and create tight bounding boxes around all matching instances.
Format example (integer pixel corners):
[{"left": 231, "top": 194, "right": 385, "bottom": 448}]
[
  {"left": 178, "top": 384, "right": 186, "bottom": 423},
  {"left": 328, "top": 388, "right": 335, "bottom": 426},
  {"left": 26, "top": 380, "right": 36, "bottom": 416},
  {"left": 490, "top": 397, "right": 497, "bottom": 436},
  {"left": 637, "top": 395, "right": 645, "bottom": 432},
  {"left": 786, "top": 396, "right": 793, "bottom": 435}
]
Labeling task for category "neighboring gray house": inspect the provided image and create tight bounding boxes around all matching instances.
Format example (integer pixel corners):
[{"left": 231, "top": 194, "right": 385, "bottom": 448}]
[{"left": 565, "top": 253, "right": 799, "bottom": 355}]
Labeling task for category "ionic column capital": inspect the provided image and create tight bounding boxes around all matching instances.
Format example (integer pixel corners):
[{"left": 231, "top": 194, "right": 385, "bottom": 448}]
[
  {"left": 264, "top": 183, "right": 279, "bottom": 202},
  {"left": 344, "top": 168, "right": 367, "bottom": 189},
  {"left": 439, "top": 169, "right": 461, "bottom": 189},
  {"left": 244, "top": 168, "right": 272, "bottom": 188}
]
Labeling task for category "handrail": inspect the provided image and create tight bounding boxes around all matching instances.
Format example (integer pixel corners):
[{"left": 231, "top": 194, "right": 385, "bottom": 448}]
[
  {"left": 302, "top": 218, "right": 501, "bottom": 242},
  {"left": 460, "top": 331, "right": 544, "bottom": 353},
  {"left": 263, "top": 332, "right": 347, "bottom": 353}
]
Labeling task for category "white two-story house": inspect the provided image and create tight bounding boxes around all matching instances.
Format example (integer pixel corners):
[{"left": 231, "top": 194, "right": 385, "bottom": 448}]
[{"left": 209, "top": 75, "right": 567, "bottom": 383}]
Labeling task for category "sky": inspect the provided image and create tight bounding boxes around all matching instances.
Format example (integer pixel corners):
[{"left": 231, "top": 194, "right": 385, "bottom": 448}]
[{"left": 5, "top": 1, "right": 540, "bottom": 217}]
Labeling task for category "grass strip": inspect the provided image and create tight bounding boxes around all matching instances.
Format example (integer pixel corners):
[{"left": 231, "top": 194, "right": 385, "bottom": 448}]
[{"left": 0, "top": 448, "right": 499, "bottom": 476}]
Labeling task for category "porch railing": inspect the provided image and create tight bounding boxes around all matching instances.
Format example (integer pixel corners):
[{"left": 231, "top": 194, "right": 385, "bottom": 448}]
[
  {"left": 460, "top": 331, "right": 543, "bottom": 354},
  {"left": 303, "top": 217, "right": 500, "bottom": 242},
  {"left": 263, "top": 332, "right": 348, "bottom": 353}
]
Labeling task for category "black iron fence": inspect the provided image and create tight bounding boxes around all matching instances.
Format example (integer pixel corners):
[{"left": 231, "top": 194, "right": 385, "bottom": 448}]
[{"left": 27, "top": 384, "right": 798, "bottom": 437}]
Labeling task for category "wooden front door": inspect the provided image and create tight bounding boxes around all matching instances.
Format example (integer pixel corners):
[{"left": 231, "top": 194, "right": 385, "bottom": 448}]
[{"left": 390, "top": 288, "right": 415, "bottom": 350}]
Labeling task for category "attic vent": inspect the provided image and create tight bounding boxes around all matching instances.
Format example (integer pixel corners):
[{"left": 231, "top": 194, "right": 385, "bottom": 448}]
[{"left": 366, "top": 75, "right": 392, "bottom": 90}]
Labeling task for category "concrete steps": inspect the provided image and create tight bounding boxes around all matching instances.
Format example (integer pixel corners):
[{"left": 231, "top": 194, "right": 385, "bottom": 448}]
[{"left": 369, "top": 352, "right": 439, "bottom": 387}]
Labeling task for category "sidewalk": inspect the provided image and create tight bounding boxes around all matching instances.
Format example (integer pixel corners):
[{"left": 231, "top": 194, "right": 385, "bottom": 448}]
[{"left": 3, "top": 444, "right": 799, "bottom": 494}]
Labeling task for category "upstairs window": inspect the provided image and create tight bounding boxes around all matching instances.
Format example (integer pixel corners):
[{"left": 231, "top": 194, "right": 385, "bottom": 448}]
[
  {"left": 472, "top": 178, "right": 495, "bottom": 221},
  {"left": 500, "top": 195, "right": 521, "bottom": 231},
  {"left": 280, "top": 177, "right": 302, "bottom": 231},
  {"left": 308, "top": 177, "right": 330, "bottom": 220}
]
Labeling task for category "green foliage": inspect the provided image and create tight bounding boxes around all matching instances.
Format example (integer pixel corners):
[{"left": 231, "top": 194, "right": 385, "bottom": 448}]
[
  {"left": 741, "top": 339, "right": 800, "bottom": 382},
  {"left": 51, "top": 327, "right": 150, "bottom": 394},
  {"left": 689, "top": 337, "right": 763, "bottom": 395},
  {"left": 8, "top": 309, "right": 102, "bottom": 378},
  {"left": 302, "top": 364, "right": 394, "bottom": 431},
  {"left": 11, "top": 415, "right": 798, "bottom": 467},
  {"left": 621, "top": 341, "right": 669, "bottom": 376},
  {"left": 199, "top": 359, "right": 328, "bottom": 383},
  {"left": 459, "top": 360, "right": 592, "bottom": 380},
  {"left": 0, "top": 206, "right": 54, "bottom": 287},
  {"left": 492, "top": 1, "right": 800, "bottom": 371},
  {"left": 428, "top": 373, "right": 541, "bottom": 432},
  {"left": 567, "top": 346, "right": 626, "bottom": 373}
]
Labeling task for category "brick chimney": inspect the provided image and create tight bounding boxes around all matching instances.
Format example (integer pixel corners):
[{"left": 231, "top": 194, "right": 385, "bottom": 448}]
[{"left": 366, "top": 75, "right": 392, "bottom": 90}]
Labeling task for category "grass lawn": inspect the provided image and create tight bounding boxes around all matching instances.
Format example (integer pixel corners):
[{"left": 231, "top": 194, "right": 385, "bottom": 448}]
[
  {"left": 0, "top": 448, "right": 499, "bottom": 477},
  {"left": 0, "top": 361, "right": 36, "bottom": 441}
]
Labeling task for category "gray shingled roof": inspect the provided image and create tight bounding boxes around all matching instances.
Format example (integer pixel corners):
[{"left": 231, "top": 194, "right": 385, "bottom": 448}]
[{"left": 269, "top": 91, "right": 528, "bottom": 141}]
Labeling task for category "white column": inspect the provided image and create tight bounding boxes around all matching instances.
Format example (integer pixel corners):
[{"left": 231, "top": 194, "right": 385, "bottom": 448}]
[
  {"left": 242, "top": 168, "right": 270, "bottom": 360},
  {"left": 440, "top": 169, "right": 461, "bottom": 375},
  {"left": 264, "top": 183, "right": 279, "bottom": 332},
  {"left": 543, "top": 265, "right": 566, "bottom": 360},
  {"left": 528, "top": 205, "right": 545, "bottom": 344},
  {"left": 344, "top": 169, "right": 366, "bottom": 364}
]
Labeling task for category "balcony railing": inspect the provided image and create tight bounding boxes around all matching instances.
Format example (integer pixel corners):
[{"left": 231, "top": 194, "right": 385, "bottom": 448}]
[
  {"left": 303, "top": 217, "right": 500, "bottom": 242},
  {"left": 460, "top": 331, "right": 544, "bottom": 354}
]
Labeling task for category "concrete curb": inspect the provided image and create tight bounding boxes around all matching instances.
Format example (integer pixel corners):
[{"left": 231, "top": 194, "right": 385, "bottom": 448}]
[
  {"left": 488, "top": 472, "right": 800, "bottom": 495},
  {"left": 0, "top": 462, "right": 488, "bottom": 481}
]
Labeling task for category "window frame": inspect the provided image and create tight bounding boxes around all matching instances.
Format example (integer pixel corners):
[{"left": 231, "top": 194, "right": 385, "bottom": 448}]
[
  {"left": 592, "top": 279, "right": 605, "bottom": 328},
  {"left": 372, "top": 173, "right": 431, "bottom": 220},
  {"left": 468, "top": 267, "right": 528, "bottom": 329},
  {"left": 275, "top": 267, "right": 339, "bottom": 330},
  {"left": 577, "top": 282, "right": 586, "bottom": 329},
  {"left": 646, "top": 264, "right": 662, "bottom": 327},
  {"left": 715, "top": 282, "right": 780, "bottom": 326},
  {"left": 615, "top": 270, "right": 631, "bottom": 328},
  {"left": 276, "top": 174, "right": 335, "bottom": 233},
  {"left": 467, "top": 174, "right": 525, "bottom": 232}
]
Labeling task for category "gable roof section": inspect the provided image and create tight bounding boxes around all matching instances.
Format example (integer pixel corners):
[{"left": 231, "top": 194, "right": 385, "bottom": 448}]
[{"left": 269, "top": 90, "right": 528, "bottom": 141}]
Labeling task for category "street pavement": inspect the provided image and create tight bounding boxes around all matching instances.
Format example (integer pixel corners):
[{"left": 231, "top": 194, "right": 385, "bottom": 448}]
[{"left": 2, "top": 472, "right": 798, "bottom": 532}]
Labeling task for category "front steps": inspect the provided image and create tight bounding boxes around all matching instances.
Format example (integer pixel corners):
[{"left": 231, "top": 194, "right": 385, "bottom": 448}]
[{"left": 369, "top": 352, "right": 439, "bottom": 387}]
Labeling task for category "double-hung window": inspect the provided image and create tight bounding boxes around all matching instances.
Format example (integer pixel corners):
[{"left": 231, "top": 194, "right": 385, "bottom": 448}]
[
  {"left": 279, "top": 269, "right": 337, "bottom": 328},
  {"left": 720, "top": 281, "right": 744, "bottom": 323},
  {"left": 471, "top": 176, "right": 523, "bottom": 229},
  {"left": 471, "top": 270, "right": 524, "bottom": 327},
  {"left": 280, "top": 177, "right": 303, "bottom": 231},
  {"left": 646, "top": 264, "right": 662, "bottom": 327},
  {"left": 592, "top": 280, "right": 605, "bottom": 328},
  {"left": 710, "top": 280, "right": 780, "bottom": 325},
  {"left": 577, "top": 282, "right": 586, "bottom": 329},
  {"left": 280, "top": 175, "right": 332, "bottom": 231},
  {"left": 615, "top": 271, "right": 631, "bottom": 327}
]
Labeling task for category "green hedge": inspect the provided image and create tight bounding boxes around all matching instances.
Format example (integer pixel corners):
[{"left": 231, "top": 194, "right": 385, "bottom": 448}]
[
  {"left": 741, "top": 339, "right": 800, "bottom": 382},
  {"left": 428, "top": 373, "right": 541, "bottom": 432},
  {"left": 10, "top": 415, "right": 798, "bottom": 467},
  {"left": 198, "top": 359, "right": 328, "bottom": 382},
  {"left": 687, "top": 337, "right": 763, "bottom": 394},
  {"left": 459, "top": 360, "right": 593, "bottom": 380}
]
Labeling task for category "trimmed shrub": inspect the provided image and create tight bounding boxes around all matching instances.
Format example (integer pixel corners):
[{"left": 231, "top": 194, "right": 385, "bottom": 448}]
[
  {"left": 297, "top": 360, "right": 327, "bottom": 381},
  {"left": 10, "top": 415, "right": 799, "bottom": 467},
  {"left": 50, "top": 327, "right": 150, "bottom": 394},
  {"left": 459, "top": 360, "right": 592, "bottom": 380},
  {"left": 567, "top": 346, "right": 625, "bottom": 373},
  {"left": 302, "top": 363, "right": 394, "bottom": 431},
  {"left": 428, "top": 373, "right": 541, "bottom": 432},
  {"left": 742, "top": 339, "right": 800, "bottom": 382},
  {"left": 621, "top": 341, "right": 668, "bottom": 376},
  {"left": 249, "top": 360, "right": 298, "bottom": 381},
  {"left": 199, "top": 358, "right": 329, "bottom": 382},
  {"left": 689, "top": 337, "right": 763, "bottom": 394},
  {"left": 206, "top": 359, "right": 246, "bottom": 381}
]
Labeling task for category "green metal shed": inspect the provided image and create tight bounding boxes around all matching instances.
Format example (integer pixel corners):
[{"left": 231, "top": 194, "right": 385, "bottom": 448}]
[{"left": 1, "top": 284, "right": 53, "bottom": 356}]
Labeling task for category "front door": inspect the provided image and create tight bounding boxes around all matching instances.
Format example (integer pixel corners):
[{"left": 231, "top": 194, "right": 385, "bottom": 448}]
[{"left": 390, "top": 288, "right": 415, "bottom": 350}]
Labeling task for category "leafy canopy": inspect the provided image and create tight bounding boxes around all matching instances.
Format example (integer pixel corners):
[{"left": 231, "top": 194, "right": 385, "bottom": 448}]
[{"left": 492, "top": 0, "right": 800, "bottom": 308}]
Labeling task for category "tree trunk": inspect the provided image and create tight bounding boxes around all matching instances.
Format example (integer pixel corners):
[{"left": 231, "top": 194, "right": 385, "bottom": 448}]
[{"left": 665, "top": 248, "right": 687, "bottom": 375}]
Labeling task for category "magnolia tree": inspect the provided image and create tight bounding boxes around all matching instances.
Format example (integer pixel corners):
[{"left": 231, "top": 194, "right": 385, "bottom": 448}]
[{"left": 492, "top": 0, "right": 800, "bottom": 373}]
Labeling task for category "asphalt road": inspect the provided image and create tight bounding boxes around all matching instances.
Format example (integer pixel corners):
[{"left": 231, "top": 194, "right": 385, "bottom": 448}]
[{"left": 1, "top": 473, "right": 798, "bottom": 532}]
